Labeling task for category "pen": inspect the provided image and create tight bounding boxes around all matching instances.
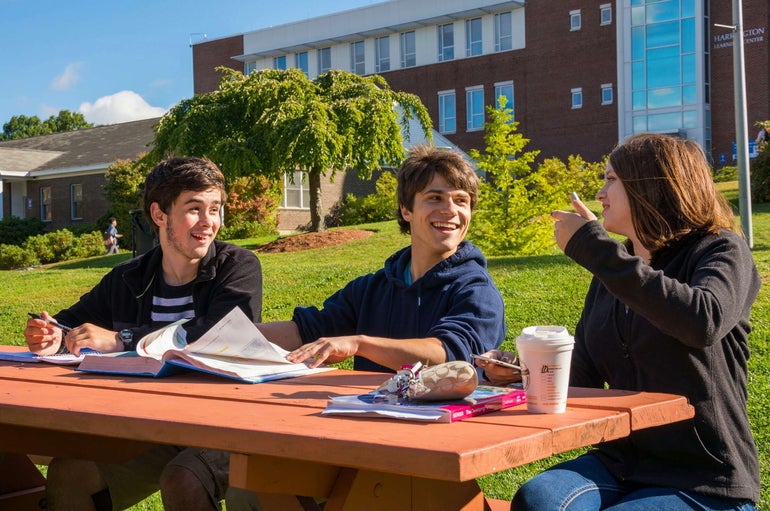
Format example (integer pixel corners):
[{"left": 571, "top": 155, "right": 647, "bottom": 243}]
[{"left": 28, "top": 312, "right": 72, "bottom": 333}]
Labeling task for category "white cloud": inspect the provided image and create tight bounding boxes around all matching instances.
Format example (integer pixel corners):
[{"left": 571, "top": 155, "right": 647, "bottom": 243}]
[
  {"left": 79, "top": 90, "right": 167, "bottom": 125},
  {"left": 50, "top": 62, "right": 84, "bottom": 91}
]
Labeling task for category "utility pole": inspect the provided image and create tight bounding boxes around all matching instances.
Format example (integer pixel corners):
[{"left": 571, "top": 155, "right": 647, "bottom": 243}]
[{"left": 716, "top": 0, "right": 753, "bottom": 248}]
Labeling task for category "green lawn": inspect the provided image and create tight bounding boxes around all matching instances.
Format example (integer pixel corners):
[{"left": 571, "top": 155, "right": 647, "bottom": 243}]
[{"left": 1, "top": 182, "right": 767, "bottom": 509}]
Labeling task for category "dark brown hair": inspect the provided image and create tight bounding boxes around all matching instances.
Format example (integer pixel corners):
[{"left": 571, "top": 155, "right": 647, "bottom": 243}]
[
  {"left": 608, "top": 133, "right": 739, "bottom": 254},
  {"left": 396, "top": 145, "right": 479, "bottom": 234},
  {"left": 142, "top": 157, "right": 226, "bottom": 234}
]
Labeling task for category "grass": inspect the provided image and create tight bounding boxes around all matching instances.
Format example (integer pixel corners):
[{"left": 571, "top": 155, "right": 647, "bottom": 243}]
[{"left": 1, "top": 182, "right": 767, "bottom": 509}]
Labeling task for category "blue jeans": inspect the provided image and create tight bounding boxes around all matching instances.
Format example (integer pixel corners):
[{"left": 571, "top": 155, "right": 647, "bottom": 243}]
[{"left": 511, "top": 454, "right": 756, "bottom": 511}]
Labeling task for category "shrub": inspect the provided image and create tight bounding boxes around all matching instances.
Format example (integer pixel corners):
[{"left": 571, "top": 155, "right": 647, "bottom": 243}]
[
  {"left": 328, "top": 172, "right": 397, "bottom": 227},
  {"left": 0, "top": 216, "right": 45, "bottom": 246},
  {"left": 70, "top": 231, "right": 109, "bottom": 259},
  {"left": 224, "top": 175, "right": 281, "bottom": 237},
  {"left": 713, "top": 166, "right": 738, "bottom": 183},
  {"left": 0, "top": 244, "right": 39, "bottom": 270},
  {"left": 751, "top": 145, "right": 770, "bottom": 202}
]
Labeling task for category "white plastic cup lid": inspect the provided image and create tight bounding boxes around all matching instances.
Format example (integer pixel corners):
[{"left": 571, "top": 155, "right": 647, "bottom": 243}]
[{"left": 516, "top": 325, "right": 574, "bottom": 345}]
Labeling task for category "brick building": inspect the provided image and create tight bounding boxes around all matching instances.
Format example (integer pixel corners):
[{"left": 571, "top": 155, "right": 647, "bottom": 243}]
[{"left": 193, "top": 0, "right": 770, "bottom": 166}]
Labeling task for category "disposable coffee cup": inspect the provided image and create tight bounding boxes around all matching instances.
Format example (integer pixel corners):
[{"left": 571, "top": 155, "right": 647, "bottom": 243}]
[{"left": 515, "top": 326, "right": 574, "bottom": 413}]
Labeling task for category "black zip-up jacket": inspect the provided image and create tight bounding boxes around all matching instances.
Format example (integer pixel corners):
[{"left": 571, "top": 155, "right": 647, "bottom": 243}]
[
  {"left": 566, "top": 222, "right": 760, "bottom": 503},
  {"left": 55, "top": 240, "right": 262, "bottom": 347}
]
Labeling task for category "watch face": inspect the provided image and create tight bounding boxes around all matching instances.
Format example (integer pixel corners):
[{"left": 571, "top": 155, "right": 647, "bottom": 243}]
[{"left": 120, "top": 329, "right": 133, "bottom": 344}]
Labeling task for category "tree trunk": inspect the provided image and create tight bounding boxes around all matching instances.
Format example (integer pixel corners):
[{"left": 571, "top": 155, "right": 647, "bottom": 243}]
[{"left": 308, "top": 169, "right": 325, "bottom": 232}]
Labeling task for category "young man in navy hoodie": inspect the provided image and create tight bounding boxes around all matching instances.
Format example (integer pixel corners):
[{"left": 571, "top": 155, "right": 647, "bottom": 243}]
[{"left": 227, "top": 144, "right": 506, "bottom": 510}]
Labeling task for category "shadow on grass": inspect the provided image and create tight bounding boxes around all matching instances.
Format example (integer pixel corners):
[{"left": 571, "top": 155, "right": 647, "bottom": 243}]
[{"left": 50, "top": 253, "right": 133, "bottom": 270}]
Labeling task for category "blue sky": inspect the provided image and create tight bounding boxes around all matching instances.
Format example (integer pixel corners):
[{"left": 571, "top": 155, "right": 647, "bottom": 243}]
[{"left": 0, "top": 0, "right": 380, "bottom": 127}]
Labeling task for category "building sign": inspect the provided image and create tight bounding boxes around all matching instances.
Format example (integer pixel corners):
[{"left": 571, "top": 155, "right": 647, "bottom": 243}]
[{"left": 713, "top": 27, "right": 765, "bottom": 49}]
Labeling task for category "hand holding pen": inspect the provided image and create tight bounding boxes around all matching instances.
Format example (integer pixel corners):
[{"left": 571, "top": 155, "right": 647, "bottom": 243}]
[{"left": 25, "top": 311, "right": 71, "bottom": 356}]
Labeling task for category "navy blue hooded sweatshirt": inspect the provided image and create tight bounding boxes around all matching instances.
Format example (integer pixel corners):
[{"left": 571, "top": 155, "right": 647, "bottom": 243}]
[{"left": 292, "top": 240, "right": 506, "bottom": 373}]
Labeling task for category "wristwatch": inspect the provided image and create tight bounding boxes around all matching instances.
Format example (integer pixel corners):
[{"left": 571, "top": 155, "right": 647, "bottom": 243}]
[{"left": 118, "top": 329, "right": 134, "bottom": 350}]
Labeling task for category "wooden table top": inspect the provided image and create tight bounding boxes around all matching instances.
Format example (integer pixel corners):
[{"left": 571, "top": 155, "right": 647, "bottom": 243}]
[{"left": 0, "top": 357, "right": 694, "bottom": 483}]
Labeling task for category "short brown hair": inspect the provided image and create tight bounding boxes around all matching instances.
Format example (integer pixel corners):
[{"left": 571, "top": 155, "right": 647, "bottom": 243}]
[
  {"left": 142, "top": 157, "right": 226, "bottom": 234},
  {"left": 608, "top": 133, "right": 739, "bottom": 254},
  {"left": 396, "top": 145, "right": 479, "bottom": 234}
]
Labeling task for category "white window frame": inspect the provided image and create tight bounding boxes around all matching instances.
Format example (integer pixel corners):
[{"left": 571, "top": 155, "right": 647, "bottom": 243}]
[
  {"left": 244, "top": 61, "right": 256, "bottom": 75},
  {"left": 465, "top": 17, "right": 482, "bottom": 57},
  {"left": 273, "top": 55, "right": 286, "bottom": 70},
  {"left": 40, "top": 186, "right": 52, "bottom": 222},
  {"left": 494, "top": 80, "right": 514, "bottom": 119},
  {"left": 495, "top": 12, "right": 513, "bottom": 52},
  {"left": 351, "top": 41, "right": 365, "bottom": 75},
  {"left": 600, "top": 4, "right": 613, "bottom": 26},
  {"left": 70, "top": 183, "right": 83, "bottom": 220},
  {"left": 317, "top": 47, "right": 331, "bottom": 74},
  {"left": 400, "top": 31, "right": 416, "bottom": 68},
  {"left": 295, "top": 52, "right": 308, "bottom": 75},
  {"left": 466, "top": 86, "right": 485, "bottom": 132},
  {"left": 438, "top": 23, "right": 454, "bottom": 62},
  {"left": 282, "top": 171, "right": 310, "bottom": 209},
  {"left": 571, "top": 87, "right": 583, "bottom": 109},
  {"left": 375, "top": 36, "right": 390, "bottom": 72},
  {"left": 570, "top": 10, "right": 582, "bottom": 31},
  {"left": 438, "top": 90, "right": 457, "bottom": 134},
  {"left": 601, "top": 83, "right": 614, "bottom": 105}
]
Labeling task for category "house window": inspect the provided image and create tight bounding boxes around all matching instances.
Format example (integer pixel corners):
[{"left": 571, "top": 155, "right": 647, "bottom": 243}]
[
  {"left": 273, "top": 56, "right": 287, "bottom": 70},
  {"left": 601, "top": 83, "right": 614, "bottom": 105},
  {"left": 571, "top": 87, "right": 583, "bottom": 109},
  {"left": 70, "top": 183, "right": 83, "bottom": 220},
  {"left": 40, "top": 186, "right": 52, "bottom": 221},
  {"left": 438, "top": 91, "right": 456, "bottom": 134},
  {"left": 495, "top": 81, "right": 514, "bottom": 119},
  {"left": 317, "top": 47, "right": 331, "bottom": 74},
  {"left": 466, "top": 86, "right": 485, "bottom": 131},
  {"left": 495, "top": 12, "right": 513, "bottom": 51},
  {"left": 295, "top": 52, "right": 309, "bottom": 75},
  {"left": 375, "top": 36, "right": 390, "bottom": 72},
  {"left": 244, "top": 61, "right": 256, "bottom": 75},
  {"left": 465, "top": 18, "right": 482, "bottom": 56},
  {"left": 438, "top": 23, "right": 454, "bottom": 61},
  {"left": 351, "top": 41, "right": 365, "bottom": 75},
  {"left": 570, "top": 10, "right": 582, "bottom": 31},
  {"left": 283, "top": 171, "right": 310, "bottom": 209},
  {"left": 400, "top": 31, "right": 416, "bottom": 68},
  {"left": 600, "top": 4, "right": 613, "bottom": 26}
]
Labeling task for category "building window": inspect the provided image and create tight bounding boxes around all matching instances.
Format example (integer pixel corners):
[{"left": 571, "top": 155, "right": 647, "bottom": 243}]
[
  {"left": 600, "top": 4, "right": 613, "bottom": 26},
  {"left": 465, "top": 18, "right": 482, "bottom": 56},
  {"left": 571, "top": 88, "right": 583, "bottom": 109},
  {"left": 375, "top": 36, "right": 390, "bottom": 72},
  {"left": 570, "top": 10, "right": 582, "bottom": 31},
  {"left": 495, "top": 81, "right": 514, "bottom": 119},
  {"left": 466, "top": 86, "right": 485, "bottom": 131},
  {"left": 438, "top": 23, "right": 454, "bottom": 61},
  {"left": 601, "top": 83, "right": 614, "bottom": 105},
  {"left": 400, "top": 31, "right": 416, "bottom": 68},
  {"left": 495, "top": 12, "right": 513, "bottom": 52},
  {"left": 282, "top": 171, "right": 310, "bottom": 209},
  {"left": 244, "top": 61, "right": 256, "bottom": 75},
  {"left": 70, "top": 184, "right": 83, "bottom": 220},
  {"left": 438, "top": 91, "right": 456, "bottom": 134},
  {"left": 351, "top": 41, "right": 365, "bottom": 75},
  {"left": 273, "top": 56, "right": 286, "bottom": 70},
  {"left": 317, "top": 47, "right": 331, "bottom": 74},
  {"left": 295, "top": 52, "right": 308, "bottom": 75},
  {"left": 40, "top": 186, "right": 52, "bottom": 221}
]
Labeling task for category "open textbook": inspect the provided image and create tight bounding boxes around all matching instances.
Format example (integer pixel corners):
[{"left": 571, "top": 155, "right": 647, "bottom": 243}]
[
  {"left": 323, "top": 385, "right": 526, "bottom": 423},
  {"left": 77, "top": 307, "right": 331, "bottom": 382}
]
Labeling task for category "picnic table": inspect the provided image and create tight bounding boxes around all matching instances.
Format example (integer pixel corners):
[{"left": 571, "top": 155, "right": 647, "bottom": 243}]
[{"left": 0, "top": 355, "right": 694, "bottom": 510}]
